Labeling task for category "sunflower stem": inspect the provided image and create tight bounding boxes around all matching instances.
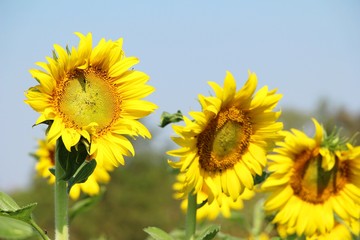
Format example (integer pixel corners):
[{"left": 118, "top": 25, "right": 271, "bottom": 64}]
[
  {"left": 29, "top": 219, "right": 50, "bottom": 240},
  {"left": 185, "top": 193, "right": 197, "bottom": 240},
  {"left": 55, "top": 138, "right": 69, "bottom": 240}
]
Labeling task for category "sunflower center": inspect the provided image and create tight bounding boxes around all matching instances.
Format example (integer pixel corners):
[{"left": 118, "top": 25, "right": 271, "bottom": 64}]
[
  {"left": 197, "top": 106, "right": 252, "bottom": 172},
  {"left": 58, "top": 69, "right": 121, "bottom": 133},
  {"left": 290, "top": 149, "right": 349, "bottom": 204}
]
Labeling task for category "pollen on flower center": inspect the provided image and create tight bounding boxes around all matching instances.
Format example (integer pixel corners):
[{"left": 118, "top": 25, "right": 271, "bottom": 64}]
[
  {"left": 290, "top": 149, "right": 349, "bottom": 204},
  {"left": 57, "top": 69, "right": 121, "bottom": 132},
  {"left": 197, "top": 106, "right": 252, "bottom": 172}
]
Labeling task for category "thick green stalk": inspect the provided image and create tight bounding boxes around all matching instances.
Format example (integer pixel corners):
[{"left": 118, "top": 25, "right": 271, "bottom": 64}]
[
  {"left": 185, "top": 193, "right": 197, "bottom": 240},
  {"left": 55, "top": 139, "right": 69, "bottom": 240}
]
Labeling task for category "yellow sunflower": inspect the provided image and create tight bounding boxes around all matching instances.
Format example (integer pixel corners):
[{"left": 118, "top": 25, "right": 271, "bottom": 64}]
[
  {"left": 262, "top": 118, "right": 360, "bottom": 237},
  {"left": 25, "top": 32, "right": 157, "bottom": 167},
  {"left": 174, "top": 174, "right": 254, "bottom": 221},
  {"left": 307, "top": 223, "right": 352, "bottom": 240},
  {"left": 277, "top": 222, "right": 352, "bottom": 240},
  {"left": 34, "top": 139, "right": 113, "bottom": 200},
  {"left": 168, "top": 71, "right": 283, "bottom": 202}
]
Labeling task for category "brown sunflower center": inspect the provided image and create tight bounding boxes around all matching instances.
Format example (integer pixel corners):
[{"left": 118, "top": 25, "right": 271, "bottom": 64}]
[
  {"left": 197, "top": 106, "right": 252, "bottom": 172},
  {"left": 290, "top": 148, "right": 349, "bottom": 204},
  {"left": 57, "top": 68, "right": 121, "bottom": 133}
]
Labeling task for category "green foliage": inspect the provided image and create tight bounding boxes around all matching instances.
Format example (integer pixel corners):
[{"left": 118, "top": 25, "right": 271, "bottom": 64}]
[
  {"left": 0, "top": 192, "right": 21, "bottom": 211},
  {"left": 159, "top": 111, "right": 183, "bottom": 128},
  {"left": 67, "top": 159, "right": 97, "bottom": 193},
  {"left": 144, "top": 225, "right": 221, "bottom": 240},
  {"left": 0, "top": 192, "right": 48, "bottom": 240},
  {"left": 0, "top": 216, "right": 34, "bottom": 239},
  {"left": 144, "top": 227, "right": 174, "bottom": 240},
  {"left": 196, "top": 225, "right": 221, "bottom": 240},
  {"left": 56, "top": 138, "right": 88, "bottom": 181}
]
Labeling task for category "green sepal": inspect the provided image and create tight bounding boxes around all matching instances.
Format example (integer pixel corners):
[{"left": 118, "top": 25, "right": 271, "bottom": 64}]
[
  {"left": 65, "top": 45, "right": 71, "bottom": 55},
  {"left": 49, "top": 167, "right": 55, "bottom": 176},
  {"left": 197, "top": 199, "right": 208, "bottom": 209},
  {"left": 32, "top": 120, "right": 53, "bottom": 128},
  {"left": 143, "top": 227, "right": 174, "bottom": 240},
  {"left": 195, "top": 225, "right": 220, "bottom": 240},
  {"left": 254, "top": 171, "right": 269, "bottom": 185},
  {"left": 52, "top": 49, "right": 58, "bottom": 61},
  {"left": 159, "top": 110, "right": 183, "bottom": 128},
  {"left": 67, "top": 159, "right": 97, "bottom": 193},
  {"left": 56, "top": 138, "right": 89, "bottom": 181}
]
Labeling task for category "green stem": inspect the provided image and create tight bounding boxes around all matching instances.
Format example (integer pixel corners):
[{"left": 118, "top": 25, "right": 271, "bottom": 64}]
[
  {"left": 185, "top": 193, "right": 197, "bottom": 240},
  {"left": 29, "top": 219, "right": 50, "bottom": 240},
  {"left": 55, "top": 139, "right": 69, "bottom": 240}
]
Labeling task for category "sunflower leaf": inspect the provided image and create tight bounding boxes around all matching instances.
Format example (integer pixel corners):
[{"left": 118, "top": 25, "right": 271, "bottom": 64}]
[
  {"left": 57, "top": 139, "right": 89, "bottom": 181},
  {"left": 195, "top": 225, "right": 220, "bottom": 240},
  {"left": 0, "top": 216, "right": 34, "bottom": 239},
  {"left": 216, "top": 231, "right": 241, "bottom": 240},
  {"left": 0, "top": 193, "right": 39, "bottom": 239},
  {"left": 0, "top": 192, "right": 21, "bottom": 212},
  {"left": 1, "top": 203, "right": 37, "bottom": 222},
  {"left": 159, "top": 110, "right": 183, "bottom": 128},
  {"left": 67, "top": 159, "right": 97, "bottom": 193},
  {"left": 143, "top": 227, "right": 174, "bottom": 240}
]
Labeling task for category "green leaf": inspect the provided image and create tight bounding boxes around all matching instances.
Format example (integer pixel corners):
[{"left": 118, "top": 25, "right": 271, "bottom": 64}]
[
  {"left": 67, "top": 159, "right": 97, "bottom": 192},
  {"left": 196, "top": 225, "right": 220, "bottom": 240},
  {"left": 216, "top": 232, "right": 241, "bottom": 240},
  {"left": 0, "top": 193, "right": 48, "bottom": 240},
  {"left": 0, "top": 192, "right": 20, "bottom": 211},
  {"left": 0, "top": 216, "right": 34, "bottom": 239},
  {"left": 1, "top": 203, "right": 37, "bottom": 222},
  {"left": 56, "top": 138, "right": 89, "bottom": 181},
  {"left": 144, "top": 227, "right": 174, "bottom": 240},
  {"left": 69, "top": 187, "right": 105, "bottom": 221},
  {"left": 159, "top": 110, "right": 183, "bottom": 128}
]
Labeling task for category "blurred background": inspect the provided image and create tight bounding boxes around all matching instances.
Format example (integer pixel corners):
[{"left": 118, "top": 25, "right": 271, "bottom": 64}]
[{"left": 1, "top": 0, "right": 359, "bottom": 239}]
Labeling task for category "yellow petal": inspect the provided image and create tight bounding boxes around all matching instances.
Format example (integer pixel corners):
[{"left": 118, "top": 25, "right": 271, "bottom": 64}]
[{"left": 222, "top": 71, "right": 236, "bottom": 106}]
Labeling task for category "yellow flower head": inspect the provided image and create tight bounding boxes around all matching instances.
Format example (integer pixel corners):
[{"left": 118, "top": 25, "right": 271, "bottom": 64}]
[
  {"left": 25, "top": 32, "right": 157, "bottom": 167},
  {"left": 174, "top": 174, "right": 254, "bottom": 221},
  {"left": 168, "top": 71, "right": 283, "bottom": 202},
  {"left": 277, "top": 221, "right": 353, "bottom": 240},
  {"left": 34, "top": 139, "right": 113, "bottom": 200},
  {"left": 262, "top": 118, "right": 360, "bottom": 237}
]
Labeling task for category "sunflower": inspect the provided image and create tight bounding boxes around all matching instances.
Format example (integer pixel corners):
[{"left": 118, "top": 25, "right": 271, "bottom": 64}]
[
  {"left": 168, "top": 71, "right": 283, "bottom": 202},
  {"left": 174, "top": 174, "right": 254, "bottom": 221},
  {"left": 262, "top": 119, "right": 360, "bottom": 237},
  {"left": 277, "top": 222, "right": 352, "bottom": 240},
  {"left": 34, "top": 139, "right": 112, "bottom": 200},
  {"left": 25, "top": 32, "right": 157, "bottom": 167},
  {"left": 307, "top": 223, "right": 352, "bottom": 240}
]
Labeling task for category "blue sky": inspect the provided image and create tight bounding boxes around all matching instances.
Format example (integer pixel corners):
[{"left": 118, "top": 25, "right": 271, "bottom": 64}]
[{"left": 1, "top": 0, "right": 359, "bottom": 192}]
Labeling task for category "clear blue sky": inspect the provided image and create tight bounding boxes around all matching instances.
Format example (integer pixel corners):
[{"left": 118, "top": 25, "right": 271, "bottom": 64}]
[{"left": 1, "top": 0, "right": 359, "bottom": 192}]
